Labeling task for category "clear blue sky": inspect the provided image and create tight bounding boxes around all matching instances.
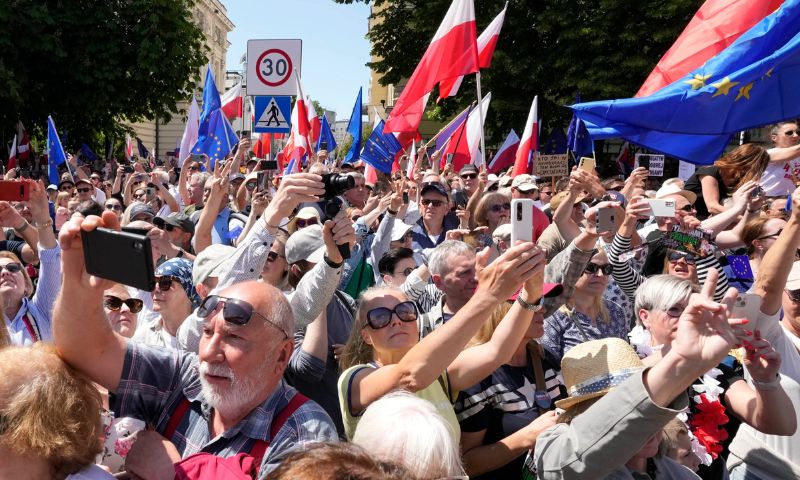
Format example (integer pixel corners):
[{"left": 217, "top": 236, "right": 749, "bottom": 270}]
[{"left": 225, "top": 0, "right": 371, "bottom": 121}]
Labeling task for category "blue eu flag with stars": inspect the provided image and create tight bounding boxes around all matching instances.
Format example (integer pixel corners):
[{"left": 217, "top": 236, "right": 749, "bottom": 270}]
[
  {"left": 571, "top": 0, "right": 800, "bottom": 165},
  {"left": 192, "top": 110, "right": 238, "bottom": 170},
  {"left": 360, "top": 120, "right": 402, "bottom": 174},
  {"left": 47, "top": 116, "right": 67, "bottom": 185}
]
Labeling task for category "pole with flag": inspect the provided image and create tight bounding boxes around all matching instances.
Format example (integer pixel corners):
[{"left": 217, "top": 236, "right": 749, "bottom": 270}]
[
  {"left": 16, "top": 122, "right": 30, "bottom": 163},
  {"left": 512, "top": 96, "right": 538, "bottom": 176},
  {"left": 47, "top": 117, "right": 69, "bottom": 185},
  {"left": 8, "top": 134, "right": 17, "bottom": 170},
  {"left": 178, "top": 97, "right": 200, "bottom": 166},
  {"left": 344, "top": 88, "right": 363, "bottom": 164}
]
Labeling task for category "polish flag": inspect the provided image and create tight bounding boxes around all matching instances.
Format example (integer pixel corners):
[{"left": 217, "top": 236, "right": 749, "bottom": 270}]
[
  {"left": 178, "top": 98, "right": 200, "bottom": 166},
  {"left": 512, "top": 96, "right": 538, "bottom": 177},
  {"left": 253, "top": 133, "right": 272, "bottom": 159},
  {"left": 125, "top": 134, "right": 134, "bottom": 162},
  {"left": 439, "top": 3, "right": 508, "bottom": 100},
  {"left": 406, "top": 139, "right": 417, "bottom": 179},
  {"left": 487, "top": 129, "right": 520, "bottom": 174},
  {"left": 8, "top": 134, "right": 17, "bottom": 170},
  {"left": 306, "top": 96, "right": 321, "bottom": 146},
  {"left": 386, "top": 93, "right": 430, "bottom": 134},
  {"left": 221, "top": 82, "right": 243, "bottom": 119},
  {"left": 441, "top": 93, "right": 491, "bottom": 172},
  {"left": 635, "top": 0, "right": 782, "bottom": 97},
  {"left": 385, "top": 0, "right": 478, "bottom": 133},
  {"left": 16, "top": 122, "right": 30, "bottom": 161},
  {"left": 282, "top": 72, "right": 312, "bottom": 162}
]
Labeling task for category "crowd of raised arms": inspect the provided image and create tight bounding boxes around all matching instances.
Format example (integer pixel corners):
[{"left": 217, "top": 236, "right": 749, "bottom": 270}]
[{"left": 2, "top": 121, "right": 800, "bottom": 480}]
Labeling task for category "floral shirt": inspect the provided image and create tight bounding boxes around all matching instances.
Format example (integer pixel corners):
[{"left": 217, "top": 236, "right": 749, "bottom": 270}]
[{"left": 541, "top": 301, "right": 630, "bottom": 364}]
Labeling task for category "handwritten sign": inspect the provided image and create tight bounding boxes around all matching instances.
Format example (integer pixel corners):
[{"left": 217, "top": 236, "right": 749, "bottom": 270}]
[
  {"left": 663, "top": 226, "right": 715, "bottom": 258},
  {"left": 535, "top": 154, "right": 569, "bottom": 177}
]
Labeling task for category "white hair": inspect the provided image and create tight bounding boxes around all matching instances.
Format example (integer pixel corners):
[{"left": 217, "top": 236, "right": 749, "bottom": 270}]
[
  {"left": 352, "top": 391, "right": 464, "bottom": 479},
  {"left": 634, "top": 275, "right": 696, "bottom": 318},
  {"left": 428, "top": 240, "right": 474, "bottom": 277}
]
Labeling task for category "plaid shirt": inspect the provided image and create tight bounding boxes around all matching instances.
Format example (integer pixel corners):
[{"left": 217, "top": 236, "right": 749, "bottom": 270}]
[{"left": 113, "top": 342, "right": 338, "bottom": 477}]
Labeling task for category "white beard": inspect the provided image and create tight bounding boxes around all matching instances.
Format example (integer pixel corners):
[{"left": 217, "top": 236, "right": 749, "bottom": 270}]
[{"left": 199, "top": 361, "right": 264, "bottom": 418}]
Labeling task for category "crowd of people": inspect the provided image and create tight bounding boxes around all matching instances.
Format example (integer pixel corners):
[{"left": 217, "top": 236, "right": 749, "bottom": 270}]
[{"left": 1, "top": 121, "right": 800, "bottom": 480}]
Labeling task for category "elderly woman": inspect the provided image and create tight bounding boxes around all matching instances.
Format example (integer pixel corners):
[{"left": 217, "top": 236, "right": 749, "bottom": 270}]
[
  {"left": 470, "top": 191, "right": 511, "bottom": 247},
  {"left": 0, "top": 343, "right": 112, "bottom": 479},
  {"left": 103, "top": 283, "right": 142, "bottom": 338},
  {"left": 337, "top": 242, "right": 546, "bottom": 440},
  {"left": 632, "top": 275, "right": 794, "bottom": 479},
  {"left": 1, "top": 180, "right": 60, "bottom": 345}
]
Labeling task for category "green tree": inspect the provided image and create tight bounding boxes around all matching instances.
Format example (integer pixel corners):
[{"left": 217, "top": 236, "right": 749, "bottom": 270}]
[
  {"left": 0, "top": 0, "right": 207, "bottom": 149},
  {"left": 333, "top": 0, "right": 701, "bottom": 145}
]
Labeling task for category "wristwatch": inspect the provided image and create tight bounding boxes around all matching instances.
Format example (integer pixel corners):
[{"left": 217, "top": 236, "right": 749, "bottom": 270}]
[{"left": 517, "top": 294, "right": 544, "bottom": 312}]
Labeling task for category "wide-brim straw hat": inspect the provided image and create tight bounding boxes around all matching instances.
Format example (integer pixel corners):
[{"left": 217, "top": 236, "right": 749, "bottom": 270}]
[{"left": 555, "top": 338, "right": 644, "bottom": 410}]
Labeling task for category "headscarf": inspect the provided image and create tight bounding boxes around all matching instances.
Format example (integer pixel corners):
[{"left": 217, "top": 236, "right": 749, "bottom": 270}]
[{"left": 156, "top": 258, "right": 201, "bottom": 308}]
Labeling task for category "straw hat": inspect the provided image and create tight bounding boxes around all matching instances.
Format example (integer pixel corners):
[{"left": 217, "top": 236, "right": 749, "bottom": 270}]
[{"left": 555, "top": 338, "right": 644, "bottom": 410}]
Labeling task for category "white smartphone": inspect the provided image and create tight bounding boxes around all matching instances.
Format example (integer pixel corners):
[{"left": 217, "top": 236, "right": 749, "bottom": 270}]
[
  {"left": 597, "top": 207, "right": 617, "bottom": 233},
  {"left": 646, "top": 199, "right": 676, "bottom": 217},
  {"left": 578, "top": 156, "right": 596, "bottom": 173},
  {"left": 511, "top": 198, "right": 534, "bottom": 245},
  {"left": 731, "top": 293, "right": 762, "bottom": 328}
]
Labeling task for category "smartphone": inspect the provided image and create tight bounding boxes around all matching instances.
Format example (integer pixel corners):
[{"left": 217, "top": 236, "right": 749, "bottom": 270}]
[
  {"left": 453, "top": 190, "right": 468, "bottom": 209},
  {"left": 511, "top": 198, "right": 534, "bottom": 245},
  {"left": 320, "top": 141, "right": 329, "bottom": 151},
  {"left": 256, "top": 171, "right": 270, "bottom": 192},
  {"left": 446, "top": 153, "right": 454, "bottom": 166},
  {"left": 191, "top": 154, "right": 203, "bottom": 163},
  {"left": 646, "top": 199, "right": 676, "bottom": 217},
  {"left": 263, "top": 160, "right": 278, "bottom": 171},
  {"left": 174, "top": 167, "right": 181, "bottom": 177},
  {"left": 240, "top": 130, "right": 250, "bottom": 138},
  {"left": 402, "top": 191, "right": 409, "bottom": 205},
  {"left": 752, "top": 185, "right": 764, "bottom": 198},
  {"left": 578, "top": 156, "right": 596, "bottom": 173},
  {"left": 0, "top": 180, "right": 30, "bottom": 202},
  {"left": 122, "top": 166, "right": 134, "bottom": 174},
  {"left": 82, "top": 228, "right": 155, "bottom": 291},
  {"left": 146, "top": 187, "right": 156, "bottom": 201},
  {"left": 597, "top": 207, "right": 617, "bottom": 234},
  {"left": 638, "top": 156, "right": 651, "bottom": 171},
  {"left": 731, "top": 293, "right": 762, "bottom": 327}
]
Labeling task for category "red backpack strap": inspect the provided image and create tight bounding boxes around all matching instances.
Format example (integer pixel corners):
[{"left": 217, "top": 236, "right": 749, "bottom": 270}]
[
  {"left": 248, "top": 392, "right": 309, "bottom": 471},
  {"left": 163, "top": 397, "right": 192, "bottom": 440}
]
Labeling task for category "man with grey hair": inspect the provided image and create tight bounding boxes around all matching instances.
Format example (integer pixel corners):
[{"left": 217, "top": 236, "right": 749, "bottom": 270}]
[
  {"left": 419, "top": 240, "right": 477, "bottom": 334},
  {"left": 761, "top": 120, "right": 800, "bottom": 196},
  {"left": 343, "top": 172, "right": 368, "bottom": 209}
]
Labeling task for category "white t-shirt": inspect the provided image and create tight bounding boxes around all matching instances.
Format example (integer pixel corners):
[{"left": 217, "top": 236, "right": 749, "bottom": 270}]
[{"left": 760, "top": 149, "right": 800, "bottom": 196}]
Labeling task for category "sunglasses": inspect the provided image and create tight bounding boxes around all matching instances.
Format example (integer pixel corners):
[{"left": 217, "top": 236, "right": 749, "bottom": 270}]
[
  {"left": 393, "top": 267, "right": 415, "bottom": 277},
  {"left": 245, "top": 181, "right": 257, "bottom": 190},
  {"left": 783, "top": 130, "right": 800, "bottom": 136},
  {"left": 667, "top": 251, "right": 697, "bottom": 265},
  {"left": 104, "top": 295, "right": 144, "bottom": 313},
  {"left": 133, "top": 192, "right": 146, "bottom": 199},
  {"left": 155, "top": 275, "right": 180, "bottom": 291},
  {"left": 489, "top": 203, "right": 511, "bottom": 213},
  {"left": 785, "top": 288, "right": 800, "bottom": 303},
  {"left": 198, "top": 294, "right": 288, "bottom": 337},
  {"left": 105, "top": 203, "right": 123, "bottom": 211},
  {"left": 0, "top": 263, "right": 23, "bottom": 274},
  {"left": 296, "top": 217, "right": 318, "bottom": 228},
  {"left": 460, "top": 173, "right": 478, "bottom": 180},
  {"left": 77, "top": 187, "right": 91, "bottom": 193},
  {"left": 584, "top": 263, "right": 613, "bottom": 276},
  {"left": 757, "top": 229, "right": 783, "bottom": 240},
  {"left": 678, "top": 204, "right": 697, "bottom": 213},
  {"left": 664, "top": 304, "right": 686, "bottom": 318},
  {"left": 540, "top": 190, "right": 553, "bottom": 196},
  {"left": 188, "top": 165, "right": 199, "bottom": 171},
  {"left": 60, "top": 185, "right": 74, "bottom": 191},
  {"left": 366, "top": 301, "right": 418, "bottom": 330},
  {"left": 420, "top": 198, "right": 445, "bottom": 208},
  {"left": 267, "top": 250, "right": 285, "bottom": 263}
]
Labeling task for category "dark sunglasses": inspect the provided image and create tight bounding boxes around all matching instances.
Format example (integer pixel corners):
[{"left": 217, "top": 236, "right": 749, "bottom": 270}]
[
  {"left": 198, "top": 294, "right": 288, "bottom": 337},
  {"left": 757, "top": 229, "right": 783, "bottom": 240},
  {"left": 155, "top": 275, "right": 179, "bottom": 291},
  {"left": 786, "top": 288, "right": 800, "bottom": 303},
  {"left": 489, "top": 203, "right": 511, "bottom": 213},
  {"left": 540, "top": 190, "right": 553, "bottom": 196},
  {"left": 584, "top": 263, "right": 613, "bottom": 275},
  {"left": 0, "top": 263, "right": 23, "bottom": 274},
  {"left": 104, "top": 295, "right": 144, "bottom": 313},
  {"left": 60, "top": 185, "right": 74, "bottom": 191},
  {"left": 267, "top": 250, "right": 285, "bottom": 263},
  {"left": 188, "top": 165, "right": 200, "bottom": 171},
  {"left": 133, "top": 192, "right": 146, "bottom": 199},
  {"left": 105, "top": 203, "right": 123, "bottom": 211},
  {"left": 420, "top": 198, "right": 445, "bottom": 208},
  {"left": 366, "top": 300, "right": 418, "bottom": 330},
  {"left": 296, "top": 217, "right": 318, "bottom": 228},
  {"left": 678, "top": 204, "right": 697, "bottom": 212},
  {"left": 393, "top": 267, "right": 415, "bottom": 277},
  {"left": 460, "top": 173, "right": 478, "bottom": 180},
  {"left": 667, "top": 251, "right": 697, "bottom": 265},
  {"left": 664, "top": 304, "right": 686, "bottom": 318},
  {"left": 784, "top": 130, "right": 800, "bottom": 136}
]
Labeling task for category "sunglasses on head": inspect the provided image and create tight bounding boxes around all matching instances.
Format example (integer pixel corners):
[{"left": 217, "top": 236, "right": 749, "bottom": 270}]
[
  {"left": 198, "top": 294, "right": 288, "bottom": 337},
  {"left": 584, "top": 262, "right": 613, "bottom": 276},
  {"left": 0, "top": 263, "right": 23, "bottom": 274},
  {"left": 365, "top": 301, "right": 418, "bottom": 330},
  {"left": 420, "top": 198, "right": 445, "bottom": 208},
  {"left": 393, "top": 267, "right": 415, "bottom": 277},
  {"left": 667, "top": 251, "right": 697, "bottom": 265},
  {"left": 104, "top": 295, "right": 144, "bottom": 313},
  {"left": 105, "top": 203, "right": 123, "bottom": 211},
  {"left": 296, "top": 217, "right": 318, "bottom": 228},
  {"left": 757, "top": 228, "right": 783, "bottom": 240},
  {"left": 155, "top": 275, "right": 179, "bottom": 291},
  {"left": 460, "top": 173, "right": 478, "bottom": 180},
  {"left": 489, "top": 203, "right": 511, "bottom": 213}
]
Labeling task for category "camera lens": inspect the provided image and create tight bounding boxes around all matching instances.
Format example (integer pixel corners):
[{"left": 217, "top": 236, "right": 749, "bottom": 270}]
[
  {"left": 517, "top": 204, "right": 522, "bottom": 221},
  {"left": 133, "top": 242, "right": 143, "bottom": 251}
]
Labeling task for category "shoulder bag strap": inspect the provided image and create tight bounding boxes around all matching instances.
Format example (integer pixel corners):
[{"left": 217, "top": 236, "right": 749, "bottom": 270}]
[
  {"left": 162, "top": 397, "right": 191, "bottom": 440},
  {"left": 250, "top": 392, "right": 310, "bottom": 472}
]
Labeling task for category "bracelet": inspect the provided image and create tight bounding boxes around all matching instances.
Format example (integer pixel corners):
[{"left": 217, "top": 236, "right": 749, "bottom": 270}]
[
  {"left": 31, "top": 218, "right": 53, "bottom": 229},
  {"left": 14, "top": 221, "right": 29, "bottom": 233},
  {"left": 752, "top": 374, "right": 781, "bottom": 391},
  {"left": 517, "top": 294, "right": 544, "bottom": 312},
  {"left": 323, "top": 255, "right": 343, "bottom": 269},
  {"left": 387, "top": 208, "right": 398, "bottom": 216}
]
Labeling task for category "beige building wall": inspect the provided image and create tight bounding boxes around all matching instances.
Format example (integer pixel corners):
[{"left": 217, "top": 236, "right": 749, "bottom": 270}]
[{"left": 129, "top": 0, "right": 234, "bottom": 162}]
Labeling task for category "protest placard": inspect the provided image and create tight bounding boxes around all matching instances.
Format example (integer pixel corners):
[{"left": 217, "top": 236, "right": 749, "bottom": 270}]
[{"left": 535, "top": 154, "right": 569, "bottom": 177}]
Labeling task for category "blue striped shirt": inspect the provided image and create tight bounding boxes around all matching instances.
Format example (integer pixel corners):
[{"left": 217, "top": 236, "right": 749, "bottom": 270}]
[{"left": 5, "top": 244, "right": 62, "bottom": 345}]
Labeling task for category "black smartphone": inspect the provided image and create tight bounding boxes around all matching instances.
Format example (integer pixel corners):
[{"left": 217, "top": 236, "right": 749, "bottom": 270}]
[
  {"left": 639, "top": 156, "right": 650, "bottom": 171},
  {"left": 263, "top": 160, "right": 278, "bottom": 171},
  {"left": 240, "top": 130, "right": 250, "bottom": 138},
  {"left": 320, "top": 141, "right": 328, "bottom": 151},
  {"left": 453, "top": 190, "right": 468, "bottom": 209},
  {"left": 122, "top": 166, "right": 134, "bottom": 174},
  {"left": 82, "top": 228, "right": 155, "bottom": 291},
  {"left": 402, "top": 191, "right": 409, "bottom": 205},
  {"left": 174, "top": 167, "right": 181, "bottom": 176},
  {"left": 256, "top": 171, "right": 270, "bottom": 192}
]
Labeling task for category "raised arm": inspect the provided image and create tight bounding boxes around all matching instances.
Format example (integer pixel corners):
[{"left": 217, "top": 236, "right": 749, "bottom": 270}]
[
  {"left": 700, "top": 174, "right": 726, "bottom": 215},
  {"left": 701, "top": 180, "right": 757, "bottom": 238},
  {"left": 151, "top": 172, "right": 178, "bottom": 213},
  {"left": 177, "top": 162, "right": 192, "bottom": 207},
  {"left": 194, "top": 162, "right": 231, "bottom": 253},
  {"left": 768, "top": 144, "right": 800, "bottom": 163},
  {"left": 755, "top": 187, "right": 800, "bottom": 314}
]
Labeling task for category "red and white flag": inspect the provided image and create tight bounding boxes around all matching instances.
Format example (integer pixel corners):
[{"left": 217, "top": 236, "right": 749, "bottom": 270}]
[
  {"left": 8, "top": 134, "right": 17, "bottom": 170},
  {"left": 221, "top": 82, "right": 243, "bottom": 119},
  {"left": 16, "top": 121, "right": 30, "bottom": 161},
  {"left": 512, "top": 96, "right": 538, "bottom": 177},
  {"left": 406, "top": 139, "right": 417, "bottom": 179},
  {"left": 487, "top": 129, "right": 520, "bottom": 174},
  {"left": 253, "top": 133, "right": 272, "bottom": 159},
  {"left": 306, "top": 96, "right": 321, "bottom": 146},
  {"left": 282, "top": 72, "right": 312, "bottom": 162},
  {"left": 385, "top": 0, "right": 478, "bottom": 133},
  {"left": 125, "top": 134, "right": 134, "bottom": 162},
  {"left": 178, "top": 98, "right": 200, "bottom": 166},
  {"left": 439, "top": 3, "right": 508, "bottom": 101},
  {"left": 441, "top": 92, "right": 491, "bottom": 171}
]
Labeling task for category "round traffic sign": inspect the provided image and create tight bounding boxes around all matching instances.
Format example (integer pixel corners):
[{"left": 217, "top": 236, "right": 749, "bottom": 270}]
[{"left": 256, "top": 49, "right": 293, "bottom": 87}]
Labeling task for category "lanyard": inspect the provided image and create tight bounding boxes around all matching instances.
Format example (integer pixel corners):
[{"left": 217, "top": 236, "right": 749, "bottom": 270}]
[
  {"left": 526, "top": 341, "right": 552, "bottom": 410},
  {"left": 20, "top": 313, "right": 40, "bottom": 342}
]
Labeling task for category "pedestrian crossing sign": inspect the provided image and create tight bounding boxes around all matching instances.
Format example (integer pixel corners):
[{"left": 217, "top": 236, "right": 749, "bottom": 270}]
[{"left": 253, "top": 96, "right": 292, "bottom": 133}]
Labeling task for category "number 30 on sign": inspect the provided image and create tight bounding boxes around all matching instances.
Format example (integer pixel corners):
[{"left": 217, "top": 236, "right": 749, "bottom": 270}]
[
  {"left": 257, "top": 49, "right": 292, "bottom": 86},
  {"left": 247, "top": 39, "right": 303, "bottom": 96}
]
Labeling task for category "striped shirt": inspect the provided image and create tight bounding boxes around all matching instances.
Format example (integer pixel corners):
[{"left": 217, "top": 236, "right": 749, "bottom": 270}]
[{"left": 5, "top": 245, "right": 61, "bottom": 345}]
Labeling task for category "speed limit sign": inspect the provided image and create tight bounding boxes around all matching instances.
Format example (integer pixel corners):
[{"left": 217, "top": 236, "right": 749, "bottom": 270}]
[{"left": 247, "top": 39, "right": 302, "bottom": 96}]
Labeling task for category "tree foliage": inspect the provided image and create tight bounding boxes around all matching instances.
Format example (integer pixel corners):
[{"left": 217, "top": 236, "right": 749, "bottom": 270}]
[
  {"left": 0, "top": 0, "right": 207, "bottom": 148},
  {"left": 334, "top": 0, "right": 702, "bottom": 144}
]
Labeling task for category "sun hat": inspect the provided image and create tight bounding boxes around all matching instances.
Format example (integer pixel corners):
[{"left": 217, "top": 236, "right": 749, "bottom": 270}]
[
  {"left": 555, "top": 338, "right": 644, "bottom": 410},
  {"left": 390, "top": 221, "right": 414, "bottom": 242},
  {"left": 285, "top": 224, "right": 326, "bottom": 265},
  {"left": 656, "top": 183, "right": 697, "bottom": 205},
  {"left": 192, "top": 244, "right": 236, "bottom": 285},
  {"left": 511, "top": 174, "right": 539, "bottom": 192}
]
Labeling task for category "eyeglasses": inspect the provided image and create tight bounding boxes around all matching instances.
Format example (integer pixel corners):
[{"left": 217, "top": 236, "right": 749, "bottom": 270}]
[
  {"left": 678, "top": 204, "right": 697, "bottom": 212},
  {"left": 784, "top": 130, "right": 800, "bottom": 136},
  {"left": 365, "top": 301, "right": 418, "bottom": 329},
  {"left": 664, "top": 304, "right": 686, "bottom": 318},
  {"left": 584, "top": 263, "right": 613, "bottom": 276},
  {"left": 105, "top": 203, "right": 123, "bottom": 211},
  {"left": 667, "top": 251, "right": 697, "bottom": 265},
  {"left": 489, "top": 203, "right": 511, "bottom": 213},
  {"left": 0, "top": 263, "right": 23, "bottom": 274},
  {"left": 420, "top": 198, "right": 445, "bottom": 208},
  {"left": 393, "top": 267, "right": 415, "bottom": 277},
  {"left": 785, "top": 289, "right": 800, "bottom": 303},
  {"left": 155, "top": 275, "right": 180, "bottom": 291},
  {"left": 296, "top": 217, "right": 318, "bottom": 228},
  {"left": 104, "top": 295, "right": 144, "bottom": 313},
  {"left": 91, "top": 176, "right": 102, "bottom": 181},
  {"left": 267, "top": 250, "right": 285, "bottom": 263},
  {"left": 460, "top": 173, "right": 478, "bottom": 180},
  {"left": 133, "top": 192, "right": 146, "bottom": 199},
  {"left": 198, "top": 294, "right": 288, "bottom": 337},
  {"left": 13, "top": 203, "right": 28, "bottom": 211},
  {"left": 77, "top": 187, "right": 91, "bottom": 193},
  {"left": 757, "top": 229, "right": 783, "bottom": 240}
]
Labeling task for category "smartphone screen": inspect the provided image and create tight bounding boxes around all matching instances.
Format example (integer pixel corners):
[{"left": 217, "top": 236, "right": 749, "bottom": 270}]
[{"left": 402, "top": 191, "right": 409, "bottom": 205}]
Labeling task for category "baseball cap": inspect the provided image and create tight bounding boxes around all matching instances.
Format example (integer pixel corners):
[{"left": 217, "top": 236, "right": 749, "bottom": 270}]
[
  {"left": 161, "top": 212, "right": 195, "bottom": 234},
  {"left": 75, "top": 178, "right": 92, "bottom": 187},
  {"left": 296, "top": 206, "right": 321, "bottom": 221},
  {"left": 508, "top": 283, "right": 564, "bottom": 302},
  {"left": 420, "top": 182, "right": 449, "bottom": 198},
  {"left": 656, "top": 183, "right": 697, "bottom": 205},
  {"left": 460, "top": 164, "right": 479, "bottom": 175},
  {"left": 128, "top": 202, "right": 155, "bottom": 221},
  {"left": 511, "top": 174, "right": 539, "bottom": 192},
  {"left": 391, "top": 222, "right": 414, "bottom": 242},
  {"left": 192, "top": 244, "right": 236, "bottom": 285},
  {"left": 285, "top": 224, "right": 326, "bottom": 265},
  {"left": 486, "top": 174, "right": 499, "bottom": 190},
  {"left": 58, "top": 179, "right": 75, "bottom": 189},
  {"left": 46, "top": 184, "right": 58, "bottom": 192}
]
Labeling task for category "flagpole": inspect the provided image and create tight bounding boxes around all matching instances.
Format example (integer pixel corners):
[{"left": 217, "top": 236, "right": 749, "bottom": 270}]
[
  {"left": 423, "top": 101, "right": 477, "bottom": 149},
  {"left": 475, "top": 72, "right": 486, "bottom": 166}
]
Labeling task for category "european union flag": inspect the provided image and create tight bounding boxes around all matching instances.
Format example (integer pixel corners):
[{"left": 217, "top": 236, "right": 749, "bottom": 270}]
[
  {"left": 542, "top": 127, "right": 568, "bottom": 155},
  {"left": 194, "top": 66, "right": 224, "bottom": 154},
  {"left": 47, "top": 116, "right": 67, "bottom": 185},
  {"left": 191, "top": 110, "right": 239, "bottom": 170},
  {"left": 136, "top": 138, "right": 150, "bottom": 159},
  {"left": 317, "top": 115, "right": 337, "bottom": 153},
  {"left": 344, "top": 87, "right": 363, "bottom": 164},
  {"left": 567, "top": 94, "right": 594, "bottom": 157},
  {"left": 80, "top": 143, "right": 99, "bottom": 163},
  {"left": 572, "top": 0, "right": 800, "bottom": 165},
  {"left": 727, "top": 255, "right": 754, "bottom": 281},
  {"left": 360, "top": 120, "right": 402, "bottom": 174}
]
